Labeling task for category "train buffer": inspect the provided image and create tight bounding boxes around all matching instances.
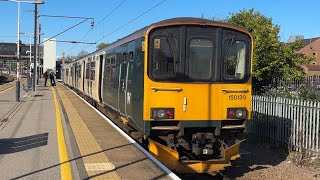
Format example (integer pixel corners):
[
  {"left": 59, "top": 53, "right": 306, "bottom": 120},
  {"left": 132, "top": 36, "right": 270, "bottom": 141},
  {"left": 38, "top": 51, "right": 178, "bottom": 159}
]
[{"left": 0, "top": 79, "right": 179, "bottom": 180}]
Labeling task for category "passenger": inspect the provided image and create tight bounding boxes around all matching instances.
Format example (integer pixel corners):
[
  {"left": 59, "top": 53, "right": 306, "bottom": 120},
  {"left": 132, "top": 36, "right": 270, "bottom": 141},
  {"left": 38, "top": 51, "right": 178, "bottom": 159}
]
[
  {"left": 43, "top": 70, "right": 48, "bottom": 87},
  {"left": 50, "top": 71, "right": 56, "bottom": 86}
]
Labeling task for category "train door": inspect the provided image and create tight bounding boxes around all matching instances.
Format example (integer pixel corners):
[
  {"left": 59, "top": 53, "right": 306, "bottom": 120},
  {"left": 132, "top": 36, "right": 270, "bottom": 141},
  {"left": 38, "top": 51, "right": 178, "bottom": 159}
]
[
  {"left": 72, "top": 64, "right": 76, "bottom": 87},
  {"left": 82, "top": 61, "right": 85, "bottom": 92},
  {"left": 98, "top": 54, "right": 104, "bottom": 102},
  {"left": 118, "top": 60, "right": 127, "bottom": 117},
  {"left": 89, "top": 61, "right": 95, "bottom": 97},
  {"left": 78, "top": 64, "right": 81, "bottom": 89},
  {"left": 75, "top": 63, "right": 78, "bottom": 88},
  {"left": 86, "top": 61, "right": 91, "bottom": 96},
  {"left": 125, "top": 51, "right": 134, "bottom": 119}
]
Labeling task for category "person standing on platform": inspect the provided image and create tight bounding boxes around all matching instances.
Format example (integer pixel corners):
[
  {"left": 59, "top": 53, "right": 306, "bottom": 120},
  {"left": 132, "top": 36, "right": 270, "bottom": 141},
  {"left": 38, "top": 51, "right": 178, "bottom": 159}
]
[
  {"left": 43, "top": 70, "right": 48, "bottom": 86},
  {"left": 50, "top": 71, "right": 56, "bottom": 86}
]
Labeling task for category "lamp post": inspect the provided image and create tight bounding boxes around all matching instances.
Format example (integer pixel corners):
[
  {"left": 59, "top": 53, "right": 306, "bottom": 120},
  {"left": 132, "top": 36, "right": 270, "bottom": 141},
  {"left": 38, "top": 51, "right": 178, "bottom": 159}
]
[
  {"left": 31, "top": 0, "right": 44, "bottom": 91},
  {"left": 16, "top": 0, "right": 21, "bottom": 101},
  {"left": 32, "top": 3, "right": 38, "bottom": 91}
]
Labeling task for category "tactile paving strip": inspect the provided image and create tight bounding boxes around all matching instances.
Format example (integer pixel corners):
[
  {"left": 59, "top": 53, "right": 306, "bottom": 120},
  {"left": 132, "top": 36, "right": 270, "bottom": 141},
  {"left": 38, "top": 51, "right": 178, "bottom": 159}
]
[{"left": 57, "top": 86, "right": 121, "bottom": 180}]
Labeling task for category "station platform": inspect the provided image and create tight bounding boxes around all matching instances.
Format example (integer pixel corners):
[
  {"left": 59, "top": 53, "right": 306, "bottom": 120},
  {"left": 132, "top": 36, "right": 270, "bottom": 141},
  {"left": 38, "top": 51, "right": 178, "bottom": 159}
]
[{"left": 0, "top": 79, "right": 178, "bottom": 180}]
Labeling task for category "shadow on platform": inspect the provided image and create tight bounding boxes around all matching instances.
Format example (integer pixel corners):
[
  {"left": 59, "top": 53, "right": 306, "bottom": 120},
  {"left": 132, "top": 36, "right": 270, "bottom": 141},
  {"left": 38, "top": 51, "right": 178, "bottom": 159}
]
[
  {"left": 0, "top": 132, "right": 49, "bottom": 154},
  {"left": 12, "top": 143, "right": 167, "bottom": 180}
]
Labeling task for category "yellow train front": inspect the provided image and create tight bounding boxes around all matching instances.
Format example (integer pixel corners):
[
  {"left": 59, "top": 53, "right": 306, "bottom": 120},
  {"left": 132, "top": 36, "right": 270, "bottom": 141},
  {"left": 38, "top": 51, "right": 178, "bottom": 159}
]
[{"left": 143, "top": 18, "right": 253, "bottom": 173}]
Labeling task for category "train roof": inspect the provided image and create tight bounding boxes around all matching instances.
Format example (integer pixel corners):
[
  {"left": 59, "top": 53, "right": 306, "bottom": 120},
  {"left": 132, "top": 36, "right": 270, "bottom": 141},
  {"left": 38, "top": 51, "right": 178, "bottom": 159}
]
[{"left": 66, "top": 17, "right": 251, "bottom": 64}]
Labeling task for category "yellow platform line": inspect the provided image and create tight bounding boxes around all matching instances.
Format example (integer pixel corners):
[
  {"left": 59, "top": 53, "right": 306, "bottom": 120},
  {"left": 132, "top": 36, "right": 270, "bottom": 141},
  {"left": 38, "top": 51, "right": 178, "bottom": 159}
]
[
  {"left": 52, "top": 87, "right": 72, "bottom": 180},
  {"left": 0, "top": 79, "right": 27, "bottom": 94}
]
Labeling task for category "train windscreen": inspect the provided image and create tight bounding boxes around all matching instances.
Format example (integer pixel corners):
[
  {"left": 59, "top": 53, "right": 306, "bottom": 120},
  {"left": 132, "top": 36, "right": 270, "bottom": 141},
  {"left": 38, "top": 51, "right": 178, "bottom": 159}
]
[{"left": 148, "top": 25, "right": 251, "bottom": 83}]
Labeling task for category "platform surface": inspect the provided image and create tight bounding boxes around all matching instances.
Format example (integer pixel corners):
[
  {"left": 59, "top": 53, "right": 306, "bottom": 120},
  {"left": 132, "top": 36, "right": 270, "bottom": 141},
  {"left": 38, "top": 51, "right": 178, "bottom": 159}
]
[{"left": 0, "top": 79, "right": 173, "bottom": 180}]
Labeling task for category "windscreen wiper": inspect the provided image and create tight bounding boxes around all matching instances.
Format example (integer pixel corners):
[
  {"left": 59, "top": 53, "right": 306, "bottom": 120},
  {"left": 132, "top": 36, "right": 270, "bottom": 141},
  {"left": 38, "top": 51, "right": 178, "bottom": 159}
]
[
  {"left": 166, "top": 32, "right": 179, "bottom": 64},
  {"left": 223, "top": 35, "right": 236, "bottom": 60}
]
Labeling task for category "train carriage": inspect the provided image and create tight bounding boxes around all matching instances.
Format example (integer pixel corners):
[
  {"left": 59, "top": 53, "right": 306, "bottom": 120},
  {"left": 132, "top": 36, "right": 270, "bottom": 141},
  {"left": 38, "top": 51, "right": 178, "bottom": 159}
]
[{"left": 63, "top": 17, "right": 253, "bottom": 173}]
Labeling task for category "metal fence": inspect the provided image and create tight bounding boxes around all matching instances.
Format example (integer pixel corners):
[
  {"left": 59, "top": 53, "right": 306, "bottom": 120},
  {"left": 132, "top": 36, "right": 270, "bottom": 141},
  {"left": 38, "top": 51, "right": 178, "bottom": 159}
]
[
  {"left": 255, "top": 76, "right": 320, "bottom": 95},
  {"left": 248, "top": 96, "right": 320, "bottom": 157},
  {"left": 274, "top": 76, "right": 320, "bottom": 92}
]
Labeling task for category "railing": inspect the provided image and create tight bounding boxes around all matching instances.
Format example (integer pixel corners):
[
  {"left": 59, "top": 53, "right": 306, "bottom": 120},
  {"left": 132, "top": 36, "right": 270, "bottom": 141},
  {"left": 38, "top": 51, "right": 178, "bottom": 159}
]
[{"left": 248, "top": 96, "right": 320, "bottom": 157}]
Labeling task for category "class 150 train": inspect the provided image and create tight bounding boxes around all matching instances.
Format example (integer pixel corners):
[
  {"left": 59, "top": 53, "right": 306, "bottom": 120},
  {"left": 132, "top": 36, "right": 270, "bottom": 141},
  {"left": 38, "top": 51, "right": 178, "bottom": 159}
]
[{"left": 63, "top": 17, "right": 253, "bottom": 173}]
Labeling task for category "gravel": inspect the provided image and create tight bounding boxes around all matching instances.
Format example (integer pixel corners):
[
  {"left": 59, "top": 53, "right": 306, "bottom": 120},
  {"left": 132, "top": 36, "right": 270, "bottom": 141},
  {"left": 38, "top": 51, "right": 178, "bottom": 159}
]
[{"left": 222, "top": 139, "right": 320, "bottom": 180}]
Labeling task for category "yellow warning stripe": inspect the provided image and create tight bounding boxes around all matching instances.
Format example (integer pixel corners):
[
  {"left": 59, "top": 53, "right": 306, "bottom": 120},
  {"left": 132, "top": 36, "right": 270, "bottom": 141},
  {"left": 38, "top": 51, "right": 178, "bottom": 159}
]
[
  {"left": 52, "top": 87, "right": 72, "bottom": 180},
  {"left": 0, "top": 79, "right": 27, "bottom": 94}
]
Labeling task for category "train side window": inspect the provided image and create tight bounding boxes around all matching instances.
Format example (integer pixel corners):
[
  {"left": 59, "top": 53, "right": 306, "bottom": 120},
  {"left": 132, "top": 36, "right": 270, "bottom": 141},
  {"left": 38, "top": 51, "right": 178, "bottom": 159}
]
[
  {"left": 123, "top": 53, "right": 127, "bottom": 61},
  {"left": 105, "top": 66, "right": 111, "bottom": 81},
  {"left": 105, "top": 55, "right": 116, "bottom": 82},
  {"left": 111, "top": 56, "right": 116, "bottom": 65},
  {"left": 106, "top": 57, "right": 111, "bottom": 65},
  {"left": 111, "top": 66, "right": 117, "bottom": 82},
  {"left": 129, "top": 51, "right": 134, "bottom": 60},
  {"left": 188, "top": 39, "right": 213, "bottom": 80},
  {"left": 78, "top": 65, "right": 81, "bottom": 78},
  {"left": 86, "top": 63, "right": 90, "bottom": 79},
  {"left": 66, "top": 68, "right": 69, "bottom": 76},
  {"left": 91, "top": 61, "right": 95, "bottom": 80}
]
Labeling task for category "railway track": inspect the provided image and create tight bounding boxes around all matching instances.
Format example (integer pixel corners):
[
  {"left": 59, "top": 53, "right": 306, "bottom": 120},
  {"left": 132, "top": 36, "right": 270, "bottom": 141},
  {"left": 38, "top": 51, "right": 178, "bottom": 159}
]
[{"left": 0, "top": 78, "right": 27, "bottom": 93}]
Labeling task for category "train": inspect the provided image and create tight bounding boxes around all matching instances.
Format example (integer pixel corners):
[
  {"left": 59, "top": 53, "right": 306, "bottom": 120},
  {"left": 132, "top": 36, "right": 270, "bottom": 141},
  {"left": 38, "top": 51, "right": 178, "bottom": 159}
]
[{"left": 63, "top": 17, "right": 253, "bottom": 173}]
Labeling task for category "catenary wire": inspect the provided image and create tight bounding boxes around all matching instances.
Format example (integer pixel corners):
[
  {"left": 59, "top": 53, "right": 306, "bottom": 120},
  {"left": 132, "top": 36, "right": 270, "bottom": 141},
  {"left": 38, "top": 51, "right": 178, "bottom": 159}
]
[
  {"left": 67, "top": 0, "right": 127, "bottom": 53},
  {"left": 69, "top": 0, "right": 167, "bottom": 57},
  {"left": 41, "top": 19, "right": 88, "bottom": 44}
]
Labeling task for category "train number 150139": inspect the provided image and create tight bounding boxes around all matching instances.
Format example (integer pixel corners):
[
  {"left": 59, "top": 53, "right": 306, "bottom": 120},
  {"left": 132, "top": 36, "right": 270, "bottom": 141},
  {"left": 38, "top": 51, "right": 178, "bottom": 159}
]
[{"left": 228, "top": 95, "right": 246, "bottom": 100}]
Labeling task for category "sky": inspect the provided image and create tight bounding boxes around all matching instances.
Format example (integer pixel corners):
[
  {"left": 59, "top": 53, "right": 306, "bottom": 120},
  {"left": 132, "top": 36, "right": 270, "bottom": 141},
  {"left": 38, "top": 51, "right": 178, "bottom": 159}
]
[{"left": 0, "top": 0, "right": 319, "bottom": 58}]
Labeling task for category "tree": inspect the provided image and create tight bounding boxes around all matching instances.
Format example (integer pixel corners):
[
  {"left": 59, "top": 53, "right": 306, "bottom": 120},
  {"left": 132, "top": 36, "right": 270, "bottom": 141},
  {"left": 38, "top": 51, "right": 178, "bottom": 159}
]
[
  {"left": 227, "top": 9, "right": 313, "bottom": 90},
  {"left": 77, "top": 50, "right": 89, "bottom": 58},
  {"left": 96, "top": 43, "right": 110, "bottom": 50},
  {"left": 59, "top": 50, "right": 89, "bottom": 63}
]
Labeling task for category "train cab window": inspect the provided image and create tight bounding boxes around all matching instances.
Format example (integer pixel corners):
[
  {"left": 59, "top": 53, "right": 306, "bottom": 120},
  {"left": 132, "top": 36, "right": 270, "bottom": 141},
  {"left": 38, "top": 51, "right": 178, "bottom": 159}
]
[
  {"left": 223, "top": 40, "right": 247, "bottom": 80},
  {"left": 66, "top": 68, "right": 69, "bottom": 76},
  {"left": 151, "top": 36, "right": 178, "bottom": 79},
  {"left": 91, "top": 61, "right": 95, "bottom": 80},
  {"left": 188, "top": 39, "right": 213, "bottom": 80}
]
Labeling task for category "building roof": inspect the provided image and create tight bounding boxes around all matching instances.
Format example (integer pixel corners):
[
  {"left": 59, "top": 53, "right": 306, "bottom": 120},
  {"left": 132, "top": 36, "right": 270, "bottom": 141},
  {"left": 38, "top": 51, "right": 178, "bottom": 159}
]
[
  {"left": 305, "top": 65, "right": 320, "bottom": 71},
  {"left": 301, "top": 37, "right": 320, "bottom": 46}
]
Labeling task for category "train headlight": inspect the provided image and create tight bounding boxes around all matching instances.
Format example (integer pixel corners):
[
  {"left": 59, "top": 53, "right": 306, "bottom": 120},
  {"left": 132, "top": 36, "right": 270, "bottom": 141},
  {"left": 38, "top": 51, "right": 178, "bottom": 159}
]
[
  {"left": 227, "top": 108, "right": 247, "bottom": 119},
  {"left": 235, "top": 110, "right": 243, "bottom": 118},
  {"left": 151, "top": 108, "right": 174, "bottom": 119},
  {"left": 157, "top": 110, "right": 166, "bottom": 118}
]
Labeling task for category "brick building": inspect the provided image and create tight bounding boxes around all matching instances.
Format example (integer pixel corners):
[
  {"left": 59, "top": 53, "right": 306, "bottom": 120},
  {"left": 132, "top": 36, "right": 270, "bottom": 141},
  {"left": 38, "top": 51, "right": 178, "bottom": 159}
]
[{"left": 297, "top": 37, "right": 320, "bottom": 75}]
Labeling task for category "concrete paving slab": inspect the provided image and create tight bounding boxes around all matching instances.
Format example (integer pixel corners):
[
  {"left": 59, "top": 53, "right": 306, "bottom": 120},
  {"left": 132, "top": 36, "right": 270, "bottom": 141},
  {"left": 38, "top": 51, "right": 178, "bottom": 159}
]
[{"left": 0, "top": 81, "right": 80, "bottom": 180}]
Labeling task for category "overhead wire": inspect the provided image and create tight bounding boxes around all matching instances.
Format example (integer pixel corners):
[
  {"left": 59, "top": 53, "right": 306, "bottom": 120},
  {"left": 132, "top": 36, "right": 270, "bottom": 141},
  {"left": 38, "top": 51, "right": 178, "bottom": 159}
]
[
  {"left": 69, "top": 0, "right": 168, "bottom": 57},
  {"left": 67, "top": 0, "right": 127, "bottom": 53},
  {"left": 41, "top": 19, "right": 88, "bottom": 44}
]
